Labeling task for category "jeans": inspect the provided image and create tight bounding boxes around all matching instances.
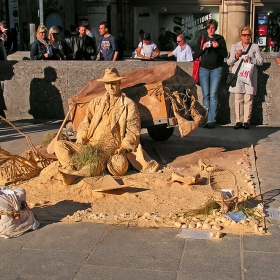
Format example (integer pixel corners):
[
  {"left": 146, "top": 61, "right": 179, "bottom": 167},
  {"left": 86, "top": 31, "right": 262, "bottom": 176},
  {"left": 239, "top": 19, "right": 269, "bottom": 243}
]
[{"left": 199, "top": 66, "right": 223, "bottom": 124}]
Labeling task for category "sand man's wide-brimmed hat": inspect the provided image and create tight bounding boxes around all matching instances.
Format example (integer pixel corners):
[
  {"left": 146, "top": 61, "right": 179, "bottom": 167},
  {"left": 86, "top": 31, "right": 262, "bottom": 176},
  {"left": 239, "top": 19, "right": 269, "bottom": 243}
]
[{"left": 97, "top": 68, "right": 125, "bottom": 82}]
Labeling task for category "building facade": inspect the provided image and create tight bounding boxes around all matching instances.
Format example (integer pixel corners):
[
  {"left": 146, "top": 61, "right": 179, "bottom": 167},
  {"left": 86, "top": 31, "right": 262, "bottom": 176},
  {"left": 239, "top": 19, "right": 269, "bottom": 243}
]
[{"left": 1, "top": 0, "right": 279, "bottom": 52}]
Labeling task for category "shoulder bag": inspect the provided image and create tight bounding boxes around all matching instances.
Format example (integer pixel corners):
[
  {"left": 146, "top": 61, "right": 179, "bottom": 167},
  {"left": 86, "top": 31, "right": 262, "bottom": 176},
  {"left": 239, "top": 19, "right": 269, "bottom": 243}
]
[
  {"left": 134, "top": 41, "right": 144, "bottom": 58},
  {"left": 192, "top": 36, "right": 204, "bottom": 84},
  {"left": 226, "top": 43, "right": 252, "bottom": 87}
]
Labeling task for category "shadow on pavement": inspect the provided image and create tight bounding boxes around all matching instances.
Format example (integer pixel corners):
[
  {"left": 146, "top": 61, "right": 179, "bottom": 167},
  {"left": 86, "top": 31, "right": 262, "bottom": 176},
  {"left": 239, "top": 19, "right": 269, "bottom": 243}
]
[
  {"left": 0, "top": 122, "right": 61, "bottom": 144},
  {"left": 140, "top": 126, "right": 280, "bottom": 165},
  {"left": 255, "top": 189, "right": 280, "bottom": 206},
  {"left": 32, "top": 200, "right": 90, "bottom": 227}
]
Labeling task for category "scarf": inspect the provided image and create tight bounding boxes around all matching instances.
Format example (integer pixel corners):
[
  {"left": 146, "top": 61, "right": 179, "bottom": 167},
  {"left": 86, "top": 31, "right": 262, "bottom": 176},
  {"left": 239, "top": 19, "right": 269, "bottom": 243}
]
[{"left": 36, "top": 36, "right": 51, "bottom": 49}]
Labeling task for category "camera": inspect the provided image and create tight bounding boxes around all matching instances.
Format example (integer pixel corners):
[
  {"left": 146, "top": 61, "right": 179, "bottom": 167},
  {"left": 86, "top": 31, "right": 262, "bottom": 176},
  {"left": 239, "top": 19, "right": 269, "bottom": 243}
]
[{"left": 206, "top": 41, "right": 212, "bottom": 48}]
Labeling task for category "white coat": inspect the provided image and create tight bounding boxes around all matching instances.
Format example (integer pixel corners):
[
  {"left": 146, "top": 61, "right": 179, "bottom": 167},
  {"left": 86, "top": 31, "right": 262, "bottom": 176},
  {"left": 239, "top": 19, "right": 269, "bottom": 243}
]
[{"left": 227, "top": 42, "right": 263, "bottom": 95}]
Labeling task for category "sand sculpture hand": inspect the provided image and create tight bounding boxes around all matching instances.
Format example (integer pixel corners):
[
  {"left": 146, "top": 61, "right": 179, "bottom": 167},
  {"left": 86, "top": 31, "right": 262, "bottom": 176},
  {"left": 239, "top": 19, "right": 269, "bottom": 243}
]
[{"left": 114, "top": 147, "right": 129, "bottom": 155}]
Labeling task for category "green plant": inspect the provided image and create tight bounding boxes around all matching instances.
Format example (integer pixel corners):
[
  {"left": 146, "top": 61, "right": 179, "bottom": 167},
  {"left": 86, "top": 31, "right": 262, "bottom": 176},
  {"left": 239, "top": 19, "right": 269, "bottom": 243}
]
[
  {"left": 72, "top": 144, "right": 102, "bottom": 176},
  {"left": 184, "top": 200, "right": 221, "bottom": 218}
]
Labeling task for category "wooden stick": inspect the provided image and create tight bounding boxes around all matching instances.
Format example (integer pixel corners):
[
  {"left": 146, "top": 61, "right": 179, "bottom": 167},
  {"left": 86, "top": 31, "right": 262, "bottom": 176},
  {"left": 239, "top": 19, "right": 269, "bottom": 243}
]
[{"left": 47, "top": 107, "right": 74, "bottom": 154}]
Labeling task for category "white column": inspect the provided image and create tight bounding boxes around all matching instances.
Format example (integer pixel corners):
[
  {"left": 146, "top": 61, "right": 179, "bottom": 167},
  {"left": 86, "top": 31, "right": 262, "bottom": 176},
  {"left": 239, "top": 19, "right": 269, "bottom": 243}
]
[
  {"left": 225, "top": 1, "right": 249, "bottom": 48},
  {"left": 83, "top": 0, "right": 110, "bottom": 41}
]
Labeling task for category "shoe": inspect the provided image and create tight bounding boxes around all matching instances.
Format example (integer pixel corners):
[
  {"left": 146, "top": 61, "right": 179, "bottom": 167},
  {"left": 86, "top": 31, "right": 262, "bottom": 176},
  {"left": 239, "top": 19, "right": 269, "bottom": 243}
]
[
  {"left": 207, "top": 123, "right": 215, "bottom": 129},
  {"left": 202, "top": 123, "right": 208, "bottom": 128},
  {"left": 234, "top": 122, "right": 242, "bottom": 129},
  {"left": 243, "top": 122, "right": 250, "bottom": 129}
]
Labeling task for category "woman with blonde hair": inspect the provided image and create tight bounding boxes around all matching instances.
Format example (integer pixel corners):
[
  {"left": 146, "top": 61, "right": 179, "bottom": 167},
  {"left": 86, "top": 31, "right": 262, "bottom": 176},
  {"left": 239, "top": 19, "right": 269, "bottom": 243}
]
[
  {"left": 48, "top": 26, "right": 65, "bottom": 60},
  {"left": 227, "top": 26, "right": 263, "bottom": 129},
  {"left": 30, "top": 25, "right": 52, "bottom": 60}
]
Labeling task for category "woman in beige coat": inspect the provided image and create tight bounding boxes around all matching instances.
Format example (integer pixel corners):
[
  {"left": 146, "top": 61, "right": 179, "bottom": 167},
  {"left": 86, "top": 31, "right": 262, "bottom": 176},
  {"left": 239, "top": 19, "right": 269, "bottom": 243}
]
[{"left": 227, "top": 26, "right": 263, "bottom": 129}]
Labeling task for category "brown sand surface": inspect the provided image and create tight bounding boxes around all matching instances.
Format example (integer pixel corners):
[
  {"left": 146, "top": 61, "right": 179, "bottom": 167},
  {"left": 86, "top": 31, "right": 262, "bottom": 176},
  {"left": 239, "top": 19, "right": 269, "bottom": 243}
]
[{"left": 15, "top": 137, "right": 263, "bottom": 234}]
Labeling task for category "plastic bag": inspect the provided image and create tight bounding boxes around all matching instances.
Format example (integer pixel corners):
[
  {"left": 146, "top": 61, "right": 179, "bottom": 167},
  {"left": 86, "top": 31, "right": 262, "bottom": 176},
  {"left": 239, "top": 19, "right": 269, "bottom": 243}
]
[
  {"left": 133, "top": 42, "right": 144, "bottom": 58},
  {"left": 238, "top": 62, "right": 254, "bottom": 85}
]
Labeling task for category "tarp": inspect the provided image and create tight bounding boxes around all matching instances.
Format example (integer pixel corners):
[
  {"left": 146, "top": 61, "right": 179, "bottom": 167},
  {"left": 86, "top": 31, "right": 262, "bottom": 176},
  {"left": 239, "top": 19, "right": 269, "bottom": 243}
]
[
  {"left": 67, "top": 62, "right": 197, "bottom": 131},
  {"left": 68, "top": 62, "right": 197, "bottom": 105}
]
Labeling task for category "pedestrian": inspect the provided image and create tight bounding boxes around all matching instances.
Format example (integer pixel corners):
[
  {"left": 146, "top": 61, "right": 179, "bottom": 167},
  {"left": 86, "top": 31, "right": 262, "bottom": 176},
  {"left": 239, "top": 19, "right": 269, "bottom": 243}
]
[
  {"left": 48, "top": 26, "right": 65, "bottom": 60},
  {"left": 193, "top": 19, "right": 228, "bottom": 129},
  {"left": 10, "top": 28, "right": 18, "bottom": 52},
  {"left": 138, "top": 29, "right": 145, "bottom": 42},
  {"left": 168, "top": 34, "right": 193, "bottom": 62},
  {"left": 98, "top": 21, "right": 118, "bottom": 61},
  {"left": 0, "top": 81, "right": 6, "bottom": 118},
  {"left": 117, "top": 29, "right": 126, "bottom": 60},
  {"left": 276, "top": 51, "right": 280, "bottom": 65},
  {"left": 0, "top": 35, "right": 7, "bottom": 60},
  {"left": 76, "top": 24, "right": 97, "bottom": 60},
  {"left": 65, "top": 24, "right": 78, "bottom": 60},
  {"left": 136, "top": 32, "right": 160, "bottom": 60},
  {"left": 158, "top": 27, "right": 173, "bottom": 51},
  {"left": 81, "top": 21, "right": 94, "bottom": 39},
  {"left": 0, "top": 21, "right": 13, "bottom": 55},
  {"left": 227, "top": 26, "right": 263, "bottom": 129},
  {"left": 81, "top": 21, "right": 97, "bottom": 60},
  {"left": 30, "top": 25, "right": 52, "bottom": 60}
]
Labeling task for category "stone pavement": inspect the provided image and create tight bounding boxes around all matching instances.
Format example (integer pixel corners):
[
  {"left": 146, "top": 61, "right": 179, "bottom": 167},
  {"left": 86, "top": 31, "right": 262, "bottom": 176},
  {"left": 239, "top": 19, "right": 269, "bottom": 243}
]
[{"left": 0, "top": 121, "right": 280, "bottom": 280}]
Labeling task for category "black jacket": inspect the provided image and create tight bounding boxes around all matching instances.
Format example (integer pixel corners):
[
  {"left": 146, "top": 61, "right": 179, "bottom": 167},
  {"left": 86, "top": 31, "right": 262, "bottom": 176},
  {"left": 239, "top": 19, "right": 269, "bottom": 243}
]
[
  {"left": 76, "top": 35, "right": 97, "bottom": 60},
  {"left": 65, "top": 33, "right": 79, "bottom": 60},
  {"left": 2, "top": 29, "right": 13, "bottom": 54},
  {"left": 193, "top": 34, "right": 228, "bottom": 70},
  {"left": 30, "top": 39, "right": 49, "bottom": 60}
]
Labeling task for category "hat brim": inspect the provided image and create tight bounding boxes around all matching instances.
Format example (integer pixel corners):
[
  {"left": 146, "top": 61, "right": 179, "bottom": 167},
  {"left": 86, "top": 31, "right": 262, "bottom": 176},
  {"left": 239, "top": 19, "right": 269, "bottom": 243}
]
[{"left": 96, "top": 77, "right": 125, "bottom": 82}]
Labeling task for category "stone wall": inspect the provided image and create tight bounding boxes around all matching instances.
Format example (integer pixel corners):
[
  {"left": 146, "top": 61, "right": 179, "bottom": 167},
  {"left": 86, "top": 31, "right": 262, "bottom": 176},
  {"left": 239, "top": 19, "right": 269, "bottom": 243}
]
[{"left": 1, "top": 52, "right": 280, "bottom": 126}]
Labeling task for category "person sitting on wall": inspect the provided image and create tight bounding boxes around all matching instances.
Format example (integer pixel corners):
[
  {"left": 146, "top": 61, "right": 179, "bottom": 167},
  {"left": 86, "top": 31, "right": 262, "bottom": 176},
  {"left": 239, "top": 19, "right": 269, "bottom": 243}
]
[
  {"left": 168, "top": 34, "right": 193, "bottom": 62},
  {"left": 54, "top": 67, "right": 159, "bottom": 185}
]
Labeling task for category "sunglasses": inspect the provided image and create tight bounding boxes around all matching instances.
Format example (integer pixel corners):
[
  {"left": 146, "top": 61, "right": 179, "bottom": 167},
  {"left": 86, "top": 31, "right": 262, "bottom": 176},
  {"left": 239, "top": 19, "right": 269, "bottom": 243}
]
[
  {"left": 177, "top": 40, "right": 182, "bottom": 43},
  {"left": 241, "top": 34, "right": 251, "bottom": 37}
]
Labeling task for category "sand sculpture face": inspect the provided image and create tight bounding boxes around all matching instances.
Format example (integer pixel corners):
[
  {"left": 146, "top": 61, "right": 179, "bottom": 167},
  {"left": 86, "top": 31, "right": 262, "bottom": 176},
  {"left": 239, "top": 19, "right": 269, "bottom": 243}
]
[{"left": 105, "top": 81, "right": 121, "bottom": 96}]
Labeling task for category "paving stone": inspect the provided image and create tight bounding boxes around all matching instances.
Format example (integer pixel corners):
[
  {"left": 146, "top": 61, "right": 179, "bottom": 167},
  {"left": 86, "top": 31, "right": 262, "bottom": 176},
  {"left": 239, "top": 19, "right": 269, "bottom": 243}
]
[
  {"left": 178, "top": 238, "right": 241, "bottom": 280},
  {"left": 23, "top": 223, "right": 109, "bottom": 252},
  {"left": 75, "top": 265, "right": 176, "bottom": 280},
  {"left": 243, "top": 251, "right": 280, "bottom": 280},
  {"left": 86, "top": 227, "right": 184, "bottom": 272},
  {"left": 243, "top": 225, "right": 280, "bottom": 253},
  {"left": 0, "top": 248, "right": 88, "bottom": 280}
]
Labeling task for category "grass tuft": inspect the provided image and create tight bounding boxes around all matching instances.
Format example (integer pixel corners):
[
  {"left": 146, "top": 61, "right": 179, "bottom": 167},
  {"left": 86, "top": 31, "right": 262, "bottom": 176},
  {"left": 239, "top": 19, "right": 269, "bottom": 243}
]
[{"left": 184, "top": 200, "right": 221, "bottom": 218}]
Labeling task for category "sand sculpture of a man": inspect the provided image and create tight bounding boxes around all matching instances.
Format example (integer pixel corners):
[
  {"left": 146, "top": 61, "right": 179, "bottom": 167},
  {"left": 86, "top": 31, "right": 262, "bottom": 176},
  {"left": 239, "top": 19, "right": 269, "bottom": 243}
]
[{"left": 54, "top": 67, "right": 159, "bottom": 184}]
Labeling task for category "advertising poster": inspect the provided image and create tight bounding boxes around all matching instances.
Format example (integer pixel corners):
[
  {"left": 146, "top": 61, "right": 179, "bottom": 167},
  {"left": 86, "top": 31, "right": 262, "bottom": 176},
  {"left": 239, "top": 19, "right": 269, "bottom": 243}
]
[
  {"left": 8, "top": 0, "right": 20, "bottom": 49},
  {"left": 159, "top": 13, "right": 217, "bottom": 49}
]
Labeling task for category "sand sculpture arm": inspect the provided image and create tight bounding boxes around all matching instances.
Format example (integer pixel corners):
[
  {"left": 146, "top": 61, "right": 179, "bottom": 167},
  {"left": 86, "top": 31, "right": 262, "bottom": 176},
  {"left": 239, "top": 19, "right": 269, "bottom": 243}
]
[
  {"left": 76, "top": 100, "right": 97, "bottom": 145},
  {"left": 117, "top": 99, "right": 141, "bottom": 153}
]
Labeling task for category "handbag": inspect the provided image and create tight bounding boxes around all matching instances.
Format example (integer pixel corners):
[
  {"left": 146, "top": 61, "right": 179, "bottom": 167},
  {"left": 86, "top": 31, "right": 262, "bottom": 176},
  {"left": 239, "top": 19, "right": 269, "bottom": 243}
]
[
  {"left": 134, "top": 41, "right": 144, "bottom": 58},
  {"left": 238, "top": 62, "right": 254, "bottom": 85},
  {"left": 226, "top": 73, "right": 238, "bottom": 87},
  {"left": 226, "top": 43, "right": 252, "bottom": 87},
  {"left": 192, "top": 36, "right": 204, "bottom": 84}
]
